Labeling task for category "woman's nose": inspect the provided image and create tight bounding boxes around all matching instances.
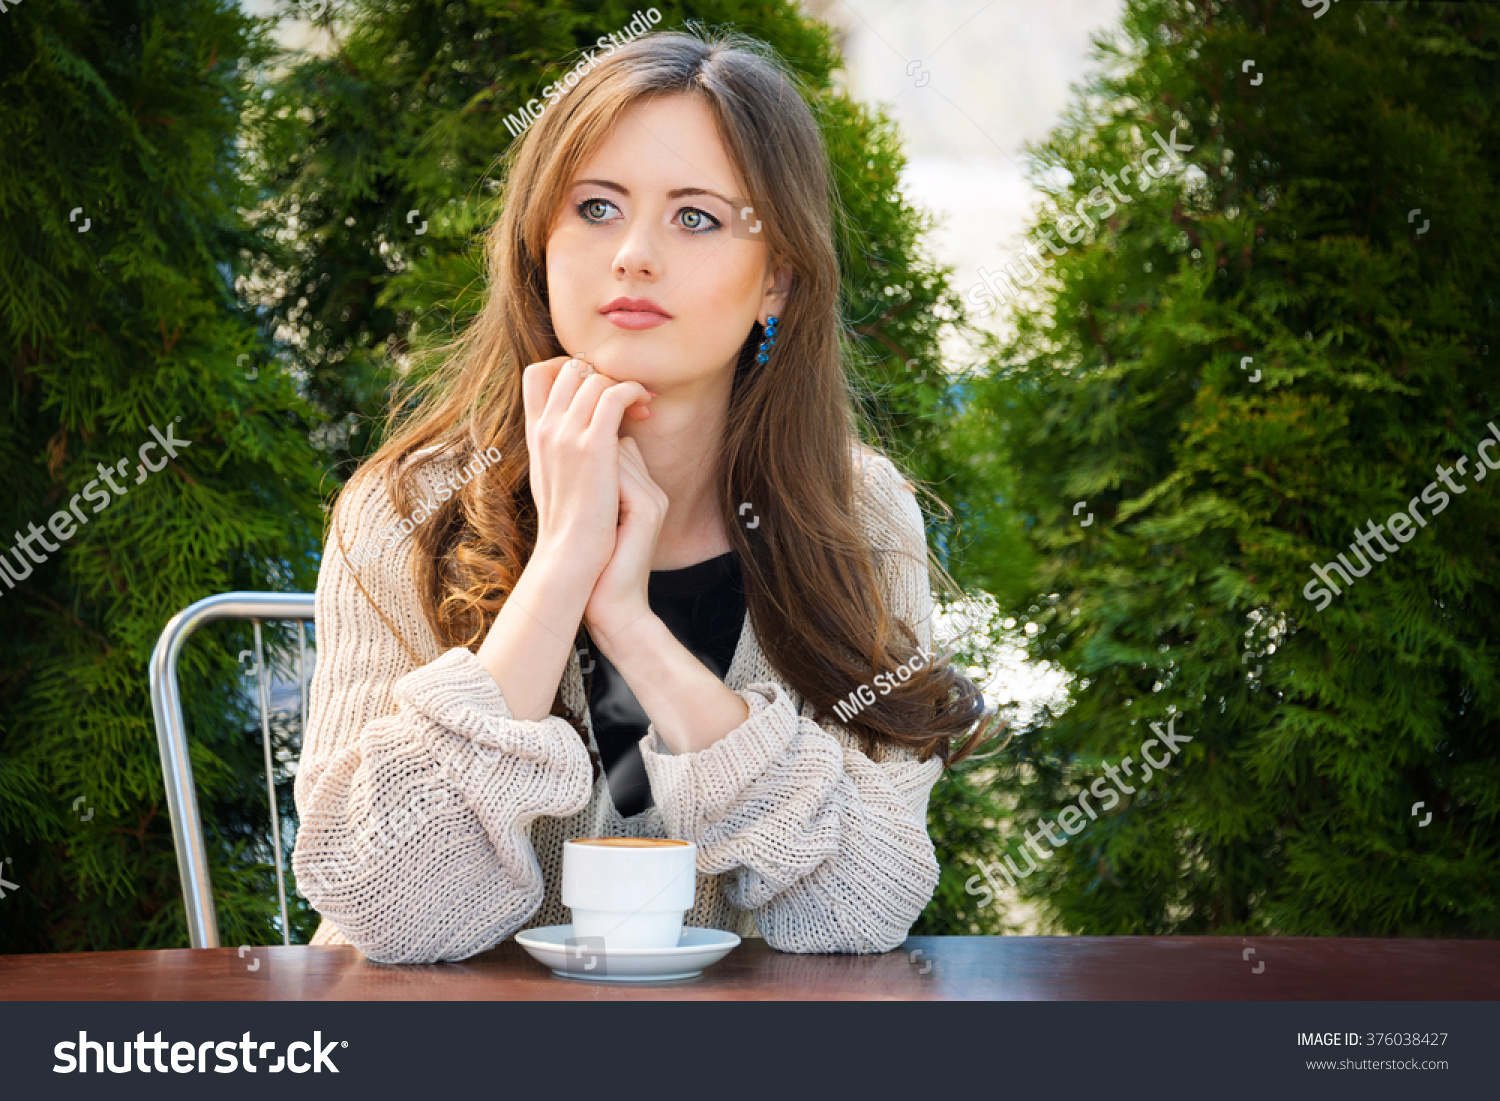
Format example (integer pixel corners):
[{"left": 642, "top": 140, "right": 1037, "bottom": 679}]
[{"left": 612, "top": 216, "right": 660, "bottom": 280}]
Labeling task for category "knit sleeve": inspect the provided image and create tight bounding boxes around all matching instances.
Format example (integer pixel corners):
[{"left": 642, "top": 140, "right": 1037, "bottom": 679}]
[
  {"left": 637, "top": 453, "right": 944, "bottom": 953},
  {"left": 290, "top": 467, "right": 595, "bottom": 964}
]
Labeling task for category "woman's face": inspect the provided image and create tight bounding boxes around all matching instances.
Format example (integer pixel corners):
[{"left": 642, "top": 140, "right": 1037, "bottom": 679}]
[{"left": 545, "top": 92, "right": 787, "bottom": 390}]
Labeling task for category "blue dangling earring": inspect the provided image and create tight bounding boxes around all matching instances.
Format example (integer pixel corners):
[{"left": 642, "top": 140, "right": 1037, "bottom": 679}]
[{"left": 755, "top": 315, "right": 779, "bottom": 365}]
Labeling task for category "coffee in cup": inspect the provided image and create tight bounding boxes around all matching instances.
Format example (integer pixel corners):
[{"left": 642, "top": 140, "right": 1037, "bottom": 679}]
[{"left": 561, "top": 837, "right": 697, "bottom": 950}]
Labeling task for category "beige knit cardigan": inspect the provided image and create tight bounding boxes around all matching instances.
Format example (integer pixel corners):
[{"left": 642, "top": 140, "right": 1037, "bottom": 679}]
[{"left": 291, "top": 442, "right": 945, "bottom": 964}]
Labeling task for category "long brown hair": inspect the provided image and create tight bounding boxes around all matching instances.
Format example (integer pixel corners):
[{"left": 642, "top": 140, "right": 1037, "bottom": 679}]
[{"left": 330, "top": 26, "right": 1004, "bottom": 767}]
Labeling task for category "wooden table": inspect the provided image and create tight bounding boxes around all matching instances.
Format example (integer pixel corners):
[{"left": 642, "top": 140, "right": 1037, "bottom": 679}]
[{"left": 3, "top": 936, "right": 1497, "bottom": 999}]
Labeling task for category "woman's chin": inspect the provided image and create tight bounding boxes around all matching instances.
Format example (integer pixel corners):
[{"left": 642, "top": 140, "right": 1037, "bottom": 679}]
[{"left": 577, "top": 353, "right": 653, "bottom": 385}]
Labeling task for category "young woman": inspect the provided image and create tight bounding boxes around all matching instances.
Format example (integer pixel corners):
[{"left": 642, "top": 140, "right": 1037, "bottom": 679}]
[{"left": 291, "top": 27, "right": 1000, "bottom": 965}]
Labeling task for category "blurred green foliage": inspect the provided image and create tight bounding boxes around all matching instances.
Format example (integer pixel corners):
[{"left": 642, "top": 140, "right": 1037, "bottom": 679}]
[
  {"left": 955, "top": 0, "right": 1500, "bottom": 935},
  {"left": 0, "top": 0, "right": 326, "bottom": 952}
]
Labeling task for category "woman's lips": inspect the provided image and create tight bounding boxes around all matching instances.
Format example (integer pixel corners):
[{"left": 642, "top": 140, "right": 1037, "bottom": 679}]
[{"left": 603, "top": 309, "right": 669, "bottom": 330}]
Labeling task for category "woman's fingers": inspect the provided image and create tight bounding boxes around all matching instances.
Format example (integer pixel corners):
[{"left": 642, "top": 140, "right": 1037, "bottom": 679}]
[
  {"left": 524, "top": 355, "right": 654, "bottom": 431},
  {"left": 588, "top": 379, "right": 654, "bottom": 437},
  {"left": 559, "top": 371, "right": 619, "bottom": 439},
  {"left": 520, "top": 354, "right": 660, "bottom": 575},
  {"left": 521, "top": 355, "right": 578, "bottom": 439},
  {"left": 618, "top": 436, "right": 654, "bottom": 481},
  {"left": 548, "top": 358, "right": 610, "bottom": 435},
  {"left": 616, "top": 435, "right": 644, "bottom": 485},
  {"left": 617, "top": 436, "right": 666, "bottom": 509}
]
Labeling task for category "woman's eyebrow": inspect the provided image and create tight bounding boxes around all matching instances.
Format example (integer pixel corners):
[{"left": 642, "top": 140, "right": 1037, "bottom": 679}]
[{"left": 572, "top": 178, "right": 735, "bottom": 206}]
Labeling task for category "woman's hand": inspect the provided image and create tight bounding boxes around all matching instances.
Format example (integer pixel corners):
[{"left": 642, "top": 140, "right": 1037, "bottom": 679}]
[
  {"left": 522, "top": 354, "right": 654, "bottom": 580},
  {"left": 583, "top": 435, "right": 669, "bottom": 647}
]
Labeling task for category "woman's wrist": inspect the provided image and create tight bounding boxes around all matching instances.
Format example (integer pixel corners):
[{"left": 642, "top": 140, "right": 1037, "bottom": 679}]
[
  {"left": 534, "top": 527, "right": 612, "bottom": 583},
  {"left": 597, "top": 615, "right": 751, "bottom": 755},
  {"left": 585, "top": 608, "right": 659, "bottom": 663},
  {"left": 476, "top": 550, "right": 593, "bottom": 720}
]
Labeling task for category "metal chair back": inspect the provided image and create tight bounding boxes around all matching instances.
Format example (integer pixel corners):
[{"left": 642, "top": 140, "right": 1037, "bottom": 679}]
[{"left": 148, "top": 592, "right": 315, "bottom": 949}]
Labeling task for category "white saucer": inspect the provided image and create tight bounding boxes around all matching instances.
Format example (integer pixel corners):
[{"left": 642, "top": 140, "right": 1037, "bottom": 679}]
[{"left": 514, "top": 924, "right": 741, "bottom": 982}]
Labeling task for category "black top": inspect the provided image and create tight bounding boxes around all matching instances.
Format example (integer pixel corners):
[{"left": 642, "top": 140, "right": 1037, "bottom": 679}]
[{"left": 580, "top": 550, "right": 746, "bottom": 818}]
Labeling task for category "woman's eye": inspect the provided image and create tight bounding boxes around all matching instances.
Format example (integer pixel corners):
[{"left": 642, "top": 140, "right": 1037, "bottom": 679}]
[
  {"left": 677, "top": 207, "right": 721, "bottom": 234},
  {"left": 577, "top": 197, "right": 617, "bottom": 224}
]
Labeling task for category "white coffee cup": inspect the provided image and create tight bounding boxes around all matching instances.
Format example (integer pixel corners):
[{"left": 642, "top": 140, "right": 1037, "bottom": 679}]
[{"left": 561, "top": 837, "right": 698, "bottom": 950}]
